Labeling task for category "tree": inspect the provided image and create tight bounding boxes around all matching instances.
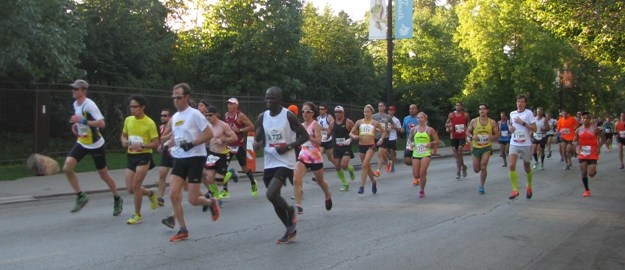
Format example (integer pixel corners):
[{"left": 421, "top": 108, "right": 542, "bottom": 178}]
[{"left": 0, "top": 0, "right": 85, "bottom": 82}]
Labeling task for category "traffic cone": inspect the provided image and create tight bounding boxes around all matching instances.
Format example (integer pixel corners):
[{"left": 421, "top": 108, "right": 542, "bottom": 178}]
[{"left": 246, "top": 132, "right": 257, "bottom": 172}]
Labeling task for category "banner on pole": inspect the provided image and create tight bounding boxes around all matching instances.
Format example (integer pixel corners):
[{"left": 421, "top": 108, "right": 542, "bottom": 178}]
[
  {"left": 369, "top": 0, "right": 387, "bottom": 40},
  {"left": 395, "top": 0, "right": 413, "bottom": 39}
]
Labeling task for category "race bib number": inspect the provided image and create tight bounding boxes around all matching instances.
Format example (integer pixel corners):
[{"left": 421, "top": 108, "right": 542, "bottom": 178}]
[
  {"left": 561, "top": 128, "right": 571, "bottom": 135},
  {"left": 620, "top": 131, "right": 625, "bottom": 138},
  {"left": 501, "top": 130, "right": 509, "bottom": 137},
  {"left": 513, "top": 130, "right": 526, "bottom": 143},
  {"left": 454, "top": 124, "right": 465, "bottom": 133},
  {"left": 533, "top": 133, "right": 544, "bottom": 140},
  {"left": 174, "top": 136, "right": 187, "bottom": 147},
  {"left": 336, "top": 138, "right": 347, "bottom": 146},
  {"left": 605, "top": 128, "right": 611, "bottom": 133},
  {"left": 361, "top": 125, "right": 373, "bottom": 135},
  {"left": 415, "top": 144, "right": 427, "bottom": 155},
  {"left": 321, "top": 130, "right": 328, "bottom": 141},
  {"left": 76, "top": 123, "right": 89, "bottom": 138},
  {"left": 205, "top": 155, "right": 219, "bottom": 167},
  {"left": 580, "top": 146, "right": 591, "bottom": 156},
  {"left": 267, "top": 129, "right": 287, "bottom": 147},
  {"left": 227, "top": 145, "right": 239, "bottom": 154},
  {"left": 477, "top": 135, "right": 489, "bottom": 145},
  {"left": 129, "top": 135, "right": 143, "bottom": 145}
]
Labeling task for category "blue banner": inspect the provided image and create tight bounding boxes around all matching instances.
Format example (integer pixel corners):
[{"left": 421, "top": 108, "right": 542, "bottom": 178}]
[{"left": 395, "top": 0, "right": 413, "bottom": 39}]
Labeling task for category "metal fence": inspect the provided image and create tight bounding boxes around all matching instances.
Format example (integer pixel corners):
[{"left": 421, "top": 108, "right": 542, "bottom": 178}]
[{"left": 0, "top": 82, "right": 368, "bottom": 163}]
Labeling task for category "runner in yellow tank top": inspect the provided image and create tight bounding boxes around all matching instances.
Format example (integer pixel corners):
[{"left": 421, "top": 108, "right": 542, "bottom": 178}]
[
  {"left": 467, "top": 103, "right": 499, "bottom": 194},
  {"left": 408, "top": 112, "right": 440, "bottom": 198}
]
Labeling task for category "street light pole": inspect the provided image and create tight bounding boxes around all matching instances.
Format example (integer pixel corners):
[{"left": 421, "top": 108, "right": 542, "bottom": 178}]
[{"left": 386, "top": 0, "right": 393, "bottom": 106}]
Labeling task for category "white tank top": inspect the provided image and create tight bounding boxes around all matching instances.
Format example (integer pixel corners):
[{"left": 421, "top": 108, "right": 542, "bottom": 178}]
[
  {"left": 263, "top": 108, "right": 297, "bottom": 169},
  {"left": 317, "top": 115, "right": 333, "bottom": 142}
]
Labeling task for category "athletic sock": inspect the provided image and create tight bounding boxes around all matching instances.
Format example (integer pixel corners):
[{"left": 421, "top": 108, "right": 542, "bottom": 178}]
[
  {"left": 540, "top": 155, "right": 545, "bottom": 164},
  {"left": 247, "top": 171, "right": 255, "bottom": 186},
  {"left": 209, "top": 184, "right": 219, "bottom": 197},
  {"left": 337, "top": 169, "right": 347, "bottom": 185},
  {"left": 527, "top": 171, "right": 533, "bottom": 189},
  {"left": 582, "top": 176, "right": 589, "bottom": 190},
  {"left": 533, "top": 153, "right": 538, "bottom": 162},
  {"left": 509, "top": 170, "right": 518, "bottom": 191}
]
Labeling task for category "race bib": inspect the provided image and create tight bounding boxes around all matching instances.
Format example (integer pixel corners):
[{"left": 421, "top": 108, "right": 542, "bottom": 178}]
[
  {"left": 205, "top": 155, "right": 220, "bottom": 167},
  {"left": 227, "top": 145, "right": 239, "bottom": 154},
  {"left": 513, "top": 130, "right": 526, "bottom": 143},
  {"left": 501, "top": 130, "right": 509, "bottom": 137},
  {"left": 336, "top": 138, "right": 347, "bottom": 146},
  {"left": 267, "top": 129, "right": 287, "bottom": 147},
  {"left": 477, "top": 135, "right": 489, "bottom": 145},
  {"left": 415, "top": 144, "right": 427, "bottom": 154},
  {"left": 361, "top": 125, "right": 374, "bottom": 135},
  {"left": 76, "top": 123, "right": 89, "bottom": 138},
  {"left": 129, "top": 135, "right": 143, "bottom": 145},
  {"left": 580, "top": 146, "right": 591, "bottom": 156},
  {"left": 605, "top": 128, "right": 611, "bottom": 133},
  {"left": 454, "top": 124, "right": 465, "bottom": 133},
  {"left": 561, "top": 128, "right": 570, "bottom": 135},
  {"left": 174, "top": 136, "right": 187, "bottom": 147},
  {"left": 533, "top": 133, "right": 544, "bottom": 140},
  {"left": 302, "top": 140, "right": 313, "bottom": 147},
  {"left": 620, "top": 131, "right": 625, "bottom": 138}
]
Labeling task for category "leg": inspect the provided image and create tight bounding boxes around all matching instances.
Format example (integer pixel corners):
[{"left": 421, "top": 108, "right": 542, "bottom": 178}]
[
  {"left": 169, "top": 175, "right": 186, "bottom": 229},
  {"left": 266, "top": 176, "right": 291, "bottom": 228},
  {"left": 63, "top": 156, "right": 81, "bottom": 192},
  {"left": 293, "top": 162, "right": 306, "bottom": 206}
]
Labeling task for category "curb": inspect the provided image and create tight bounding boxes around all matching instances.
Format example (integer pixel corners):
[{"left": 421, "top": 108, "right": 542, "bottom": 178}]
[{"left": 0, "top": 195, "right": 37, "bottom": 204}]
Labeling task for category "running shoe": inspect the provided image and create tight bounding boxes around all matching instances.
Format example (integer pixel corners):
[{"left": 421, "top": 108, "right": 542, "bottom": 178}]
[
  {"left": 620, "top": 164, "right": 624, "bottom": 169},
  {"left": 223, "top": 171, "right": 232, "bottom": 184},
  {"left": 208, "top": 197, "right": 220, "bottom": 221},
  {"left": 462, "top": 165, "right": 467, "bottom": 177},
  {"left": 202, "top": 191, "right": 212, "bottom": 212},
  {"left": 373, "top": 170, "right": 381, "bottom": 177},
  {"left": 70, "top": 193, "right": 89, "bottom": 213},
  {"left": 413, "top": 178, "right": 420, "bottom": 186},
  {"left": 508, "top": 190, "right": 520, "bottom": 200},
  {"left": 251, "top": 179, "right": 258, "bottom": 197},
  {"left": 391, "top": 163, "right": 395, "bottom": 173},
  {"left": 372, "top": 182, "right": 377, "bottom": 194},
  {"left": 526, "top": 187, "right": 533, "bottom": 199},
  {"left": 502, "top": 163, "right": 507, "bottom": 167},
  {"left": 532, "top": 163, "right": 537, "bottom": 170},
  {"left": 456, "top": 170, "right": 461, "bottom": 180},
  {"left": 348, "top": 166, "right": 356, "bottom": 181},
  {"left": 340, "top": 184, "right": 349, "bottom": 192},
  {"left": 540, "top": 163, "right": 545, "bottom": 170},
  {"left": 564, "top": 165, "right": 570, "bottom": 170},
  {"left": 276, "top": 229, "right": 297, "bottom": 244},
  {"left": 219, "top": 190, "right": 230, "bottom": 199},
  {"left": 547, "top": 151, "right": 552, "bottom": 158},
  {"left": 419, "top": 191, "right": 425, "bottom": 198},
  {"left": 325, "top": 198, "right": 332, "bottom": 211},
  {"left": 582, "top": 190, "right": 591, "bottom": 197},
  {"left": 479, "top": 186, "right": 485, "bottom": 195},
  {"left": 386, "top": 161, "right": 392, "bottom": 173},
  {"left": 312, "top": 176, "right": 317, "bottom": 182},
  {"left": 126, "top": 212, "right": 142, "bottom": 224},
  {"left": 169, "top": 230, "right": 189, "bottom": 242},
  {"left": 357, "top": 186, "right": 364, "bottom": 194},
  {"left": 296, "top": 204, "right": 303, "bottom": 215},
  {"left": 228, "top": 168, "right": 239, "bottom": 183},
  {"left": 149, "top": 188, "right": 159, "bottom": 210},
  {"left": 113, "top": 196, "right": 123, "bottom": 216},
  {"left": 161, "top": 216, "right": 175, "bottom": 229},
  {"left": 157, "top": 197, "right": 165, "bottom": 207}
]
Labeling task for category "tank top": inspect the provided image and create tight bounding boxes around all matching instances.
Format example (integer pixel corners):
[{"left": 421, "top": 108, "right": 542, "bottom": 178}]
[
  {"left": 499, "top": 120, "right": 511, "bottom": 142},
  {"left": 263, "top": 108, "right": 296, "bottom": 169},
  {"left": 533, "top": 117, "right": 547, "bottom": 140},
  {"left": 317, "top": 114, "right": 333, "bottom": 142},
  {"left": 332, "top": 119, "right": 351, "bottom": 146},
  {"left": 359, "top": 121, "right": 375, "bottom": 137},
  {"left": 577, "top": 126, "right": 599, "bottom": 160},
  {"left": 617, "top": 121, "right": 625, "bottom": 138},
  {"left": 472, "top": 118, "right": 493, "bottom": 148},
  {"left": 224, "top": 111, "right": 245, "bottom": 147},
  {"left": 412, "top": 126, "right": 432, "bottom": 158},
  {"left": 602, "top": 121, "right": 613, "bottom": 134},
  {"left": 450, "top": 112, "right": 467, "bottom": 139},
  {"left": 298, "top": 121, "right": 323, "bottom": 164}
]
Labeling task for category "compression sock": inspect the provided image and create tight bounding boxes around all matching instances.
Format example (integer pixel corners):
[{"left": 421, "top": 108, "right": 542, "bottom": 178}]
[{"left": 509, "top": 170, "right": 518, "bottom": 191}]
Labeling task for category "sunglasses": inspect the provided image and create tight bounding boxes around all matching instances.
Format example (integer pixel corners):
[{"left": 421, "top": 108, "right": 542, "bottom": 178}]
[
  {"left": 334, "top": 111, "right": 343, "bottom": 113},
  {"left": 302, "top": 110, "right": 314, "bottom": 114},
  {"left": 207, "top": 113, "right": 214, "bottom": 117},
  {"left": 72, "top": 88, "right": 81, "bottom": 91},
  {"left": 171, "top": 95, "right": 184, "bottom": 100},
  {"left": 160, "top": 114, "right": 169, "bottom": 117}
]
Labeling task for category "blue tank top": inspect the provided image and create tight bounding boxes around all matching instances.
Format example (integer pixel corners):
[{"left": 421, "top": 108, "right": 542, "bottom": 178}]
[{"left": 499, "top": 120, "right": 511, "bottom": 143}]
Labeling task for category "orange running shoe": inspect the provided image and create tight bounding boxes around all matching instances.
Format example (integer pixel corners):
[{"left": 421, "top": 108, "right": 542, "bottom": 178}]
[
  {"left": 413, "top": 178, "right": 420, "bottom": 186},
  {"left": 373, "top": 170, "right": 381, "bottom": 177},
  {"left": 508, "top": 190, "right": 520, "bottom": 200},
  {"left": 582, "top": 190, "right": 591, "bottom": 197},
  {"left": 169, "top": 230, "right": 189, "bottom": 242}
]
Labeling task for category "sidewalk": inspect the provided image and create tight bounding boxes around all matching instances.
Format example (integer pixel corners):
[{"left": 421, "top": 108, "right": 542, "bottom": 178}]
[{"left": 0, "top": 145, "right": 497, "bottom": 204}]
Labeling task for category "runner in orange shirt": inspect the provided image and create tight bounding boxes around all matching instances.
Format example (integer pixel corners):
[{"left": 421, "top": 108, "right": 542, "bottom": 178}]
[
  {"left": 616, "top": 112, "right": 625, "bottom": 169},
  {"left": 557, "top": 110, "right": 578, "bottom": 170}
]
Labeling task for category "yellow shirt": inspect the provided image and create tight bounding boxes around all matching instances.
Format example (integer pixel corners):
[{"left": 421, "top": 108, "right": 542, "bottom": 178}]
[
  {"left": 472, "top": 118, "right": 493, "bottom": 149},
  {"left": 122, "top": 115, "right": 158, "bottom": 154}
]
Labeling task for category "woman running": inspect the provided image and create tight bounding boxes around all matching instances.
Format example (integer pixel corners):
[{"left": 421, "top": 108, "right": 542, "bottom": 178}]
[
  {"left": 350, "top": 104, "right": 387, "bottom": 194},
  {"left": 409, "top": 112, "right": 439, "bottom": 198}
]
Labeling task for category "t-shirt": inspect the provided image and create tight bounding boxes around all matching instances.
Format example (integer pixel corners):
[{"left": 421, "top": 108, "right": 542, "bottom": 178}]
[
  {"left": 122, "top": 115, "right": 158, "bottom": 154},
  {"left": 509, "top": 109, "right": 535, "bottom": 147},
  {"left": 170, "top": 107, "right": 209, "bottom": 158}
]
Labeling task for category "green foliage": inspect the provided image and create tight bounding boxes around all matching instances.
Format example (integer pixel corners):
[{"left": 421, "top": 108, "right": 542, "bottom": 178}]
[{"left": 0, "top": 0, "right": 85, "bottom": 82}]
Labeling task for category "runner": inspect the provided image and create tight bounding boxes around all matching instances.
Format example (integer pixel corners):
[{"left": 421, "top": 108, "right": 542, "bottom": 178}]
[
  {"left": 401, "top": 104, "right": 420, "bottom": 185},
  {"left": 223, "top": 98, "right": 258, "bottom": 197},
  {"left": 371, "top": 102, "right": 393, "bottom": 176},
  {"left": 331, "top": 105, "right": 356, "bottom": 192},
  {"left": 63, "top": 79, "right": 123, "bottom": 215},
  {"left": 507, "top": 95, "right": 537, "bottom": 200},
  {"left": 445, "top": 102, "right": 469, "bottom": 179},
  {"left": 557, "top": 110, "right": 578, "bottom": 170},
  {"left": 387, "top": 106, "right": 401, "bottom": 173},
  {"left": 573, "top": 112, "right": 605, "bottom": 197},
  {"left": 498, "top": 111, "right": 511, "bottom": 167},
  {"left": 317, "top": 103, "right": 335, "bottom": 165},
  {"left": 166, "top": 83, "right": 219, "bottom": 242},
  {"left": 350, "top": 104, "right": 387, "bottom": 194},
  {"left": 601, "top": 116, "right": 614, "bottom": 152},
  {"left": 253, "top": 86, "right": 309, "bottom": 244},
  {"left": 293, "top": 102, "right": 332, "bottom": 214},
  {"left": 120, "top": 95, "right": 160, "bottom": 224},
  {"left": 531, "top": 107, "right": 550, "bottom": 170},
  {"left": 466, "top": 104, "right": 499, "bottom": 194},
  {"left": 409, "top": 112, "right": 439, "bottom": 198},
  {"left": 156, "top": 108, "right": 173, "bottom": 207},
  {"left": 616, "top": 112, "right": 625, "bottom": 169},
  {"left": 545, "top": 112, "right": 557, "bottom": 158}
]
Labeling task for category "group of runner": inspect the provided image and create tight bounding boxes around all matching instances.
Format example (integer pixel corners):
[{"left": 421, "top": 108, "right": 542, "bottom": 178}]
[{"left": 62, "top": 80, "right": 625, "bottom": 244}]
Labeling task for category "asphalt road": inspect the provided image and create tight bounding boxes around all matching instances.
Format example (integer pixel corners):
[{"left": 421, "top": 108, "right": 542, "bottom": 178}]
[{"left": 1, "top": 151, "right": 624, "bottom": 270}]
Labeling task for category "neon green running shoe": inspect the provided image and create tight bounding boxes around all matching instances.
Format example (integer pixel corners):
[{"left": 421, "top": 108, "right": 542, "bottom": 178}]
[
  {"left": 127, "top": 212, "right": 143, "bottom": 224},
  {"left": 251, "top": 179, "right": 258, "bottom": 198},
  {"left": 70, "top": 193, "right": 89, "bottom": 213},
  {"left": 149, "top": 188, "right": 159, "bottom": 210},
  {"left": 219, "top": 190, "right": 230, "bottom": 199}
]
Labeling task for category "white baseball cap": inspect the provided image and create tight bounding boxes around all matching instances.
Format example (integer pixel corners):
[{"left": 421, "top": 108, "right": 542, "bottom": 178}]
[
  {"left": 227, "top": 98, "right": 239, "bottom": 104},
  {"left": 334, "top": 106, "right": 344, "bottom": 112}
]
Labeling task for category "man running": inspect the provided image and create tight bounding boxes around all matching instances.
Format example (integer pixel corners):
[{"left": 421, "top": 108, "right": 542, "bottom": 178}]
[
  {"left": 223, "top": 97, "right": 258, "bottom": 197},
  {"left": 253, "top": 86, "right": 309, "bottom": 244},
  {"left": 467, "top": 103, "right": 499, "bottom": 194},
  {"left": 507, "top": 95, "right": 537, "bottom": 200},
  {"left": 498, "top": 111, "right": 511, "bottom": 167},
  {"left": 387, "top": 106, "right": 401, "bottom": 173},
  {"left": 401, "top": 104, "right": 420, "bottom": 185},
  {"left": 64, "top": 79, "right": 123, "bottom": 215},
  {"left": 331, "top": 105, "right": 356, "bottom": 191},
  {"left": 317, "top": 103, "right": 335, "bottom": 164},
  {"left": 156, "top": 108, "right": 173, "bottom": 207},
  {"left": 445, "top": 102, "right": 469, "bottom": 179},
  {"left": 557, "top": 109, "right": 578, "bottom": 170},
  {"left": 531, "top": 107, "right": 550, "bottom": 170},
  {"left": 203, "top": 106, "right": 238, "bottom": 207},
  {"left": 372, "top": 102, "right": 393, "bottom": 176},
  {"left": 601, "top": 116, "right": 614, "bottom": 152},
  {"left": 121, "top": 95, "right": 160, "bottom": 224},
  {"left": 573, "top": 112, "right": 605, "bottom": 197}
]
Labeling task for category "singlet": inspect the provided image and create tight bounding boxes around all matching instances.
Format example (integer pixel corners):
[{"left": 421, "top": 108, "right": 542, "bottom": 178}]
[
  {"left": 450, "top": 112, "right": 468, "bottom": 139},
  {"left": 617, "top": 121, "right": 625, "bottom": 138},
  {"left": 170, "top": 107, "right": 209, "bottom": 159},
  {"left": 224, "top": 110, "right": 246, "bottom": 147},
  {"left": 471, "top": 118, "right": 493, "bottom": 149},
  {"left": 412, "top": 126, "right": 432, "bottom": 158},
  {"left": 577, "top": 126, "right": 599, "bottom": 160},
  {"left": 122, "top": 115, "right": 158, "bottom": 154},
  {"left": 372, "top": 112, "right": 391, "bottom": 139},
  {"left": 546, "top": 118, "right": 557, "bottom": 135},
  {"left": 332, "top": 119, "right": 351, "bottom": 147},
  {"left": 509, "top": 109, "right": 535, "bottom": 147},
  {"left": 557, "top": 116, "right": 578, "bottom": 141},
  {"left": 73, "top": 98, "right": 104, "bottom": 149},
  {"left": 317, "top": 114, "right": 333, "bottom": 142},
  {"left": 298, "top": 121, "right": 323, "bottom": 164},
  {"left": 602, "top": 121, "right": 614, "bottom": 134},
  {"left": 263, "top": 108, "right": 297, "bottom": 170},
  {"left": 359, "top": 120, "right": 375, "bottom": 137},
  {"left": 389, "top": 116, "right": 400, "bottom": 140},
  {"left": 533, "top": 117, "right": 547, "bottom": 140},
  {"left": 499, "top": 120, "right": 511, "bottom": 143}
]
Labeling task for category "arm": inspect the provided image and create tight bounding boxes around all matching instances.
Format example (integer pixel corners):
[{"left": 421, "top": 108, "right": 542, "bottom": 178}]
[
  {"left": 253, "top": 113, "right": 265, "bottom": 151},
  {"left": 278, "top": 112, "right": 309, "bottom": 154},
  {"left": 491, "top": 119, "right": 500, "bottom": 141},
  {"left": 237, "top": 112, "right": 255, "bottom": 133},
  {"left": 310, "top": 122, "right": 322, "bottom": 145},
  {"left": 466, "top": 118, "right": 475, "bottom": 140},
  {"left": 350, "top": 120, "right": 361, "bottom": 140},
  {"left": 222, "top": 122, "right": 239, "bottom": 144}
]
